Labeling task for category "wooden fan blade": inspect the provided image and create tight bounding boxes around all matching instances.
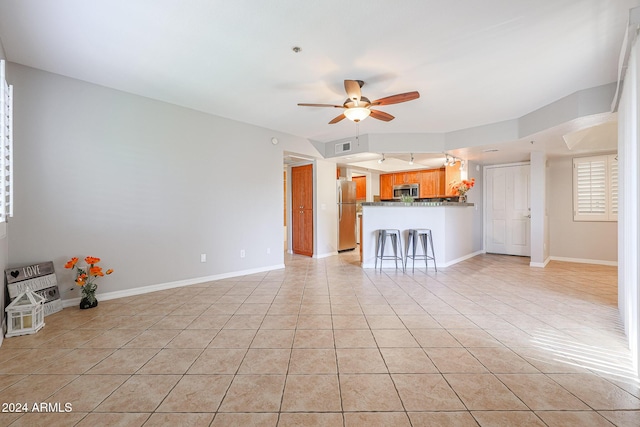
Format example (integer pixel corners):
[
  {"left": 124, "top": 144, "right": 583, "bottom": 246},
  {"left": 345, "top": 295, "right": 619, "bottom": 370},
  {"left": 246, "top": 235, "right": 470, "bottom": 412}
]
[
  {"left": 344, "top": 80, "right": 362, "bottom": 103},
  {"left": 298, "top": 103, "right": 343, "bottom": 108},
  {"left": 370, "top": 109, "right": 394, "bottom": 122},
  {"left": 329, "top": 114, "right": 346, "bottom": 124},
  {"left": 371, "top": 91, "right": 420, "bottom": 106}
]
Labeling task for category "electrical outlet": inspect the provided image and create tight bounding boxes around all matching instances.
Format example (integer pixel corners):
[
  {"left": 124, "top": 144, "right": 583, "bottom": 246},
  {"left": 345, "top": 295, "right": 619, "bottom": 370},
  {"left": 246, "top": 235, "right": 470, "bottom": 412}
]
[
  {"left": 200, "top": 253, "right": 206, "bottom": 263},
  {"left": 267, "top": 247, "right": 271, "bottom": 254},
  {"left": 240, "top": 249, "right": 245, "bottom": 258}
]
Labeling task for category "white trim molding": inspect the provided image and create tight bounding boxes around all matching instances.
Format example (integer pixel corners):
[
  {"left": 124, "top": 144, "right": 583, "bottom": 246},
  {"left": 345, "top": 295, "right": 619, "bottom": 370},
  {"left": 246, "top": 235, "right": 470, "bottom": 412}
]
[
  {"left": 530, "top": 257, "right": 551, "bottom": 268},
  {"left": 61, "top": 263, "right": 285, "bottom": 308},
  {"left": 314, "top": 251, "right": 339, "bottom": 259},
  {"left": 550, "top": 256, "right": 617, "bottom": 267},
  {"left": 362, "top": 250, "right": 483, "bottom": 269}
]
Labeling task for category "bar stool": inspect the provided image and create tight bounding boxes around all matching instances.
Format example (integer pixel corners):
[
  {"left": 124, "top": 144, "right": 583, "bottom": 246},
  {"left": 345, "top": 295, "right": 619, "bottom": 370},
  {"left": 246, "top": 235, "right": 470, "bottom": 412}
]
[
  {"left": 405, "top": 229, "right": 437, "bottom": 273},
  {"left": 374, "top": 229, "right": 405, "bottom": 272}
]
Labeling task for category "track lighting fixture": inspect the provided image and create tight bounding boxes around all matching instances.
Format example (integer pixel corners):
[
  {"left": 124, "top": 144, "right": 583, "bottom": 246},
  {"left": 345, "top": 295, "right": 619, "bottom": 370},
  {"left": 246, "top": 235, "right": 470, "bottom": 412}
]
[
  {"left": 378, "top": 154, "right": 386, "bottom": 164},
  {"left": 409, "top": 153, "right": 414, "bottom": 165},
  {"left": 443, "top": 155, "right": 450, "bottom": 166}
]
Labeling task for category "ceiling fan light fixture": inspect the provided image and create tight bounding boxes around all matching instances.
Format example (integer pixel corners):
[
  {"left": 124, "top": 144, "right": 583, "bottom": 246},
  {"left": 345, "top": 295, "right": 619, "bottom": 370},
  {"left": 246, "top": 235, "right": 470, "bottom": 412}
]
[{"left": 344, "top": 107, "right": 371, "bottom": 122}]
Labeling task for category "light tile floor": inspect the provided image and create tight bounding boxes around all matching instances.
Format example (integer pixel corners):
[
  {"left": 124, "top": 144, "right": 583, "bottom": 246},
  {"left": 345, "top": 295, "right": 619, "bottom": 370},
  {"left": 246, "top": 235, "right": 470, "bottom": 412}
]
[{"left": 1, "top": 252, "right": 639, "bottom": 426}]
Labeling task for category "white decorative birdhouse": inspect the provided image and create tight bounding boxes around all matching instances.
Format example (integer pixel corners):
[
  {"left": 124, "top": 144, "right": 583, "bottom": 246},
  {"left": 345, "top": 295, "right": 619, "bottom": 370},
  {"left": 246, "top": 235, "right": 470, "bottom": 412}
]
[{"left": 5, "top": 288, "right": 45, "bottom": 337}]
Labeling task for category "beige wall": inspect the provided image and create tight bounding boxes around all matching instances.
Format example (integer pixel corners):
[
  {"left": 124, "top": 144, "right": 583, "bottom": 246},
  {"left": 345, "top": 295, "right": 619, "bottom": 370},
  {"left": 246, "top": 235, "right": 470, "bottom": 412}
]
[
  {"left": 547, "top": 157, "right": 617, "bottom": 263},
  {"left": 7, "top": 63, "right": 316, "bottom": 302}
]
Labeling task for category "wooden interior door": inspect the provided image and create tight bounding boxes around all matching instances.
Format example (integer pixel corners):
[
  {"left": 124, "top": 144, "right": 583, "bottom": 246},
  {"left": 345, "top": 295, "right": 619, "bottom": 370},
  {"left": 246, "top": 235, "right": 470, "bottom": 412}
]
[
  {"left": 485, "top": 164, "right": 531, "bottom": 256},
  {"left": 291, "top": 164, "right": 313, "bottom": 256}
]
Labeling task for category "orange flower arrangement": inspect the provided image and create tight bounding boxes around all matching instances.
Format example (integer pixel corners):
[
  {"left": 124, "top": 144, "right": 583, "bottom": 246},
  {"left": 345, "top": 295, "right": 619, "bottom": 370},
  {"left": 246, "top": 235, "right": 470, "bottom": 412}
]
[
  {"left": 451, "top": 178, "right": 476, "bottom": 197},
  {"left": 64, "top": 256, "right": 113, "bottom": 307}
]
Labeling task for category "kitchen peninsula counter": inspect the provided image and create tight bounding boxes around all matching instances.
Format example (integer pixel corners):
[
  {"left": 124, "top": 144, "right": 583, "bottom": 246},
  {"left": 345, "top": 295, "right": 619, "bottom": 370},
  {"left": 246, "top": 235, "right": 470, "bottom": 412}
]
[
  {"left": 361, "top": 202, "right": 477, "bottom": 269},
  {"left": 363, "top": 201, "right": 474, "bottom": 207}
]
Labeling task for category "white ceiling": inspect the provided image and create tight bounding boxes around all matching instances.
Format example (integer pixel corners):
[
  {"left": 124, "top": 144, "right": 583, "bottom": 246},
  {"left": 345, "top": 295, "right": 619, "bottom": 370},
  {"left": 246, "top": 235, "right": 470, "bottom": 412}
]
[{"left": 0, "top": 0, "right": 636, "bottom": 167}]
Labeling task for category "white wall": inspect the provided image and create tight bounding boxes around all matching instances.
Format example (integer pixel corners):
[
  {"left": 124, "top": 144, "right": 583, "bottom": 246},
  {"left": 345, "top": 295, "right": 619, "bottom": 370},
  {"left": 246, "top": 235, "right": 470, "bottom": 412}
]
[
  {"left": 547, "top": 157, "right": 617, "bottom": 263},
  {"left": 466, "top": 161, "right": 484, "bottom": 253},
  {"left": 0, "top": 41, "right": 8, "bottom": 341},
  {"left": 7, "top": 63, "right": 315, "bottom": 301},
  {"left": 314, "top": 159, "right": 338, "bottom": 258},
  {"left": 369, "top": 171, "right": 380, "bottom": 200},
  {"left": 530, "top": 152, "right": 547, "bottom": 266},
  {"left": 618, "top": 31, "right": 640, "bottom": 376}
]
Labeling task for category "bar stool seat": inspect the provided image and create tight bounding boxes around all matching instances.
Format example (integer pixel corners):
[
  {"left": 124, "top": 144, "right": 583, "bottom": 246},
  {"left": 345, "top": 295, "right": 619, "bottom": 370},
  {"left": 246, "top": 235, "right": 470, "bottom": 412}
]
[
  {"left": 405, "top": 229, "right": 437, "bottom": 272},
  {"left": 375, "top": 229, "right": 404, "bottom": 272}
]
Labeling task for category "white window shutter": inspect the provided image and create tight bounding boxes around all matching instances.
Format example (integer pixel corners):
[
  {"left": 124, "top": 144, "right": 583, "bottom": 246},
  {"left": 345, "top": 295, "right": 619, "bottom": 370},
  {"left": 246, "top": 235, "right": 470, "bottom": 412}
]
[
  {"left": 0, "top": 60, "right": 12, "bottom": 222},
  {"left": 573, "top": 154, "right": 617, "bottom": 222},
  {"left": 609, "top": 155, "right": 618, "bottom": 220},
  {"left": 574, "top": 157, "right": 607, "bottom": 220}
]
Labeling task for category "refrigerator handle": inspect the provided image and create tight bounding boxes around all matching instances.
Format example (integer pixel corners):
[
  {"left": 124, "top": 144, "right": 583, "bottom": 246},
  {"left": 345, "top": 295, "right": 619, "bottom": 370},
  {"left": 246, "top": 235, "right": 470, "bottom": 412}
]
[{"left": 338, "top": 185, "right": 342, "bottom": 221}]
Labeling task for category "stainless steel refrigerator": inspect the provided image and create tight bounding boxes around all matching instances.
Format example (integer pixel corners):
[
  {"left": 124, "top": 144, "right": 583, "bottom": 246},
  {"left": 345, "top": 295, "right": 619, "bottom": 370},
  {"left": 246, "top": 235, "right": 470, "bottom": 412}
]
[{"left": 337, "top": 180, "right": 357, "bottom": 251}]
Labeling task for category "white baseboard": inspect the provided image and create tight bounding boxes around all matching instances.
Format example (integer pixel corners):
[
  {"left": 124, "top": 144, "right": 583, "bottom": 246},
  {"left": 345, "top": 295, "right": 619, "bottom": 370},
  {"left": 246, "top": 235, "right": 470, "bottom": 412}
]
[
  {"left": 549, "top": 256, "right": 618, "bottom": 266},
  {"left": 61, "top": 263, "right": 286, "bottom": 308},
  {"left": 314, "top": 251, "right": 339, "bottom": 259},
  {"left": 362, "top": 250, "right": 484, "bottom": 269},
  {"left": 530, "top": 257, "right": 551, "bottom": 268},
  {"left": 440, "top": 250, "right": 485, "bottom": 267}
]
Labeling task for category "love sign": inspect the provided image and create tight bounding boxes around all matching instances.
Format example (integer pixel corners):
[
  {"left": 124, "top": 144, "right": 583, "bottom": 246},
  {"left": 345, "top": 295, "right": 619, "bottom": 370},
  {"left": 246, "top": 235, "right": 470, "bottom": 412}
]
[{"left": 5, "top": 261, "right": 62, "bottom": 316}]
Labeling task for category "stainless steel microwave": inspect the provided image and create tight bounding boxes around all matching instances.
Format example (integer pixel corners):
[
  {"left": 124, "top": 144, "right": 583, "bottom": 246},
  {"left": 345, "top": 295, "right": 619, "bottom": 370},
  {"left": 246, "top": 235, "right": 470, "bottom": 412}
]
[{"left": 393, "top": 184, "right": 419, "bottom": 199}]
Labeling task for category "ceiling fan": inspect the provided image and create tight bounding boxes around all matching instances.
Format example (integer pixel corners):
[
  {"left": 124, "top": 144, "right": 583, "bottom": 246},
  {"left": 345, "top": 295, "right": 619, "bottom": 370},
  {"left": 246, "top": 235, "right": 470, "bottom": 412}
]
[{"left": 298, "top": 80, "right": 420, "bottom": 124}]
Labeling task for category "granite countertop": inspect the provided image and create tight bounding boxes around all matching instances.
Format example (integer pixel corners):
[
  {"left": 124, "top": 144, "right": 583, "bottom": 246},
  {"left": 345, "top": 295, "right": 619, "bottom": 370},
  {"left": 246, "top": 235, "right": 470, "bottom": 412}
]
[{"left": 362, "top": 201, "right": 474, "bottom": 207}]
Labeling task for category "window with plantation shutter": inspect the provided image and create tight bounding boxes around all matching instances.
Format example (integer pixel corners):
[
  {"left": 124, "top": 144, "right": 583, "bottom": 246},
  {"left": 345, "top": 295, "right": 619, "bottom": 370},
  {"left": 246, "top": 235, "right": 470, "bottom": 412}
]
[
  {"left": 573, "top": 154, "right": 617, "bottom": 221},
  {"left": 0, "top": 60, "right": 13, "bottom": 223},
  {"left": 610, "top": 156, "right": 618, "bottom": 220}
]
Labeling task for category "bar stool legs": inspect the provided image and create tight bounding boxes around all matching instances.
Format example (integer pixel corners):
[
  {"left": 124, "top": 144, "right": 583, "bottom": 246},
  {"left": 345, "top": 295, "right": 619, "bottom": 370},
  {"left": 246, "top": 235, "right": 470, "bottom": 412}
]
[
  {"left": 374, "top": 229, "right": 404, "bottom": 272},
  {"left": 405, "top": 229, "right": 437, "bottom": 273}
]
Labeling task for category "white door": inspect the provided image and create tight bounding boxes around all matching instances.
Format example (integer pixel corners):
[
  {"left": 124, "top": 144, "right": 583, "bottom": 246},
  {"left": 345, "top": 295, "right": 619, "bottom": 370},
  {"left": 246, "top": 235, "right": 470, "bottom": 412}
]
[{"left": 485, "top": 164, "right": 531, "bottom": 256}]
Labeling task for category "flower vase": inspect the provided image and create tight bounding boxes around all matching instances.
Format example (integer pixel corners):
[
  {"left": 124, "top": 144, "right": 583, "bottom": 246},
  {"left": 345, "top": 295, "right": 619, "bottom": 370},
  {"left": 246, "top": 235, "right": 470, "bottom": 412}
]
[
  {"left": 458, "top": 194, "right": 467, "bottom": 203},
  {"left": 79, "top": 283, "right": 98, "bottom": 309},
  {"left": 79, "top": 297, "right": 98, "bottom": 309}
]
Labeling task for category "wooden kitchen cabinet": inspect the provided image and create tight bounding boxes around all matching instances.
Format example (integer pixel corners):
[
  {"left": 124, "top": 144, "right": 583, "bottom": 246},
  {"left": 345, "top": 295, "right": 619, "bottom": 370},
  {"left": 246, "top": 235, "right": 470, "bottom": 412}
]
[
  {"left": 291, "top": 164, "right": 313, "bottom": 256},
  {"left": 419, "top": 169, "right": 443, "bottom": 198},
  {"left": 444, "top": 161, "right": 462, "bottom": 196},
  {"left": 394, "top": 171, "right": 420, "bottom": 184},
  {"left": 353, "top": 176, "right": 366, "bottom": 200},
  {"left": 381, "top": 165, "right": 462, "bottom": 199},
  {"left": 380, "top": 173, "right": 394, "bottom": 200}
]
